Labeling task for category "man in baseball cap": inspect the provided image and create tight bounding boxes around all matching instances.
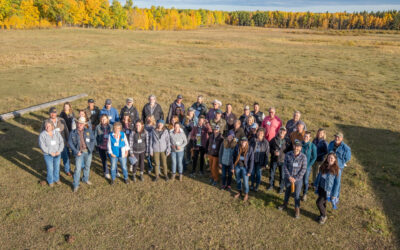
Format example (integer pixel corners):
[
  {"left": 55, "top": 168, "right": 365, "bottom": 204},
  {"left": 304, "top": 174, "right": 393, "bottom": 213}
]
[
  {"left": 120, "top": 97, "right": 140, "bottom": 125},
  {"left": 84, "top": 99, "right": 100, "bottom": 129},
  {"left": 99, "top": 99, "right": 119, "bottom": 125},
  {"left": 167, "top": 94, "right": 185, "bottom": 124}
]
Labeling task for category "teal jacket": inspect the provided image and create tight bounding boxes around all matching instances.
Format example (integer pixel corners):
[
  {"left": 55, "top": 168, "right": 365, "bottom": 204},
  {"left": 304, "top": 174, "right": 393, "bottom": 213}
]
[{"left": 301, "top": 141, "right": 317, "bottom": 170}]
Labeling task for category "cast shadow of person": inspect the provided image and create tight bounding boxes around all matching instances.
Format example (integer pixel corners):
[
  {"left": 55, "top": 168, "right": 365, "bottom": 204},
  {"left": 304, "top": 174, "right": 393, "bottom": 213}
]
[{"left": 337, "top": 124, "right": 400, "bottom": 246}]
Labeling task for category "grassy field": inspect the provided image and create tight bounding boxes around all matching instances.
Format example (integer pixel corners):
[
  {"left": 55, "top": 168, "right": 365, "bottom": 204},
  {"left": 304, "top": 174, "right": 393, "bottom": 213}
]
[{"left": 0, "top": 26, "right": 399, "bottom": 249}]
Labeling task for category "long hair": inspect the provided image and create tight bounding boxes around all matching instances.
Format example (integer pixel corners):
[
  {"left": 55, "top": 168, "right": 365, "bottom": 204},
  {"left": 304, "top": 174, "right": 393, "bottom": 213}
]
[
  {"left": 234, "top": 142, "right": 249, "bottom": 166},
  {"left": 223, "top": 136, "right": 237, "bottom": 149},
  {"left": 135, "top": 120, "right": 144, "bottom": 135},
  {"left": 319, "top": 152, "right": 339, "bottom": 175},
  {"left": 63, "top": 102, "right": 73, "bottom": 114}
]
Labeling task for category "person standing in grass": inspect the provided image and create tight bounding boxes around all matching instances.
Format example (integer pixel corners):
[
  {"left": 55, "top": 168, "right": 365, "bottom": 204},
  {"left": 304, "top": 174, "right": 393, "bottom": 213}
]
[
  {"left": 191, "top": 95, "right": 208, "bottom": 118},
  {"left": 42, "top": 107, "right": 71, "bottom": 177},
  {"left": 289, "top": 121, "right": 306, "bottom": 146},
  {"left": 129, "top": 120, "right": 149, "bottom": 182},
  {"left": 231, "top": 119, "right": 245, "bottom": 143},
  {"left": 189, "top": 115, "right": 211, "bottom": 177},
  {"left": 269, "top": 127, "right": 290, "bottom": 194},
  {"left": 218, "top": 130, "right": 237, "bottom": 190},
  {"left": 149, "top": 119, "right": 171, "bottom": 182},
  {"left": 60, "top": 102, "right": 76, "bottom": 132},
  {"left": 301, "top": 131, "right": 317, "bottom": 202},
  {"left": 233, "top": 137, "right": 255, "bottom": 202},
  {"left": 314, "top": 152, "right": 340, "bottom": 224},
  {"left": 77, "top": 109, "right": 91, "bottom": 130},
  {"left": 84, "top": 99, "right": 100, "bottom": 130},
  {"left": 95, "top": 115, "right": 113, "bottom": 179},
  {"left": 239, "top": 105, "right": 253, "bottom": 128},
  {"left": 250, "top": 128, "right": 269, "bottom": 192},
  {"left": 247, "top": 123, "right": 259, "bottom": 142},
  {"left": 121, "top": 115, "right": 134, "bottom": 172},
  {"left": 145, "top": 116, "right": 156, "bottom": 175},
  {"left": 251, "top": 102, "right": 265, "bottom": 126},
  {"left": 327, "top": 132, "right": 351, "bottom": 202},
  {"left": 100, "top": 99, "right": 119, "bottom": 125},
  {"left": 39, "top": 120, "right": 64, "bottom": 187},
  {"left": 243, "top": 115, "right": 257, "bottom": 137},
  {"left": 285, "top": 111, "right": 307, "bottom": 137},
  {"left": 167, "top": 94, "right": 185, "bottom": 124},
  {"left": 222, "top": 103, "right": 237, "bottom": 131},
  {"left": 108, "top": 122, "right": 130, "bottom": 185},
  {"left": 68, "top": 117, "right": 95, "bottom": 193},
  {"left": 209, "top": 109, "right": 227, "bottom": 136},
  {"left": 206, "top": 99, "right": 222, "bottom": 121},
  {"left": 120, "top": 97, "right": 140, "bottom": 125},
  {"left": 206, "top": 125, "right": 224, "bottom": 186},
  {"left": 169, "top": 122, "right": 188, "bottom": 181},
  {"left": 278, "top": 139, "right": 307, "bottom": 219},
  {"left": 142, "top": 94, "right": 164, "bottom": 122},
  {"left": 261, "top": 107, "right": 282, "bottom": 142},
  {"left": 182, "top": 107, "right": 198, "bottom": 169},
  {"left": 312, "top": 128, "right": 329, "bottom": 184}
]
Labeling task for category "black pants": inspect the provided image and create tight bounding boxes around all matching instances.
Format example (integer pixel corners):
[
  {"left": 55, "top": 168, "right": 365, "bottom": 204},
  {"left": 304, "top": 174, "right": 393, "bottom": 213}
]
[
  {"left": 98, "top": 148, "right": 109, "bottom": 174},
  {"left": 133, "top": 152, "right": 145, "bottom": 173},
  {"left": 316, "top": 187, "right": 327, "bottom": 217},
  {"left": 192, "top": 147, "right": 206, "bottom": 173}
]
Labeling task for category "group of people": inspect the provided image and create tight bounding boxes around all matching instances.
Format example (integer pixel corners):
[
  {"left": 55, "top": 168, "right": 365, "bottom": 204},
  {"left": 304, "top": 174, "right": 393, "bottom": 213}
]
[{"left": 38, "top": 94, "right": 351, "bottom": 224}]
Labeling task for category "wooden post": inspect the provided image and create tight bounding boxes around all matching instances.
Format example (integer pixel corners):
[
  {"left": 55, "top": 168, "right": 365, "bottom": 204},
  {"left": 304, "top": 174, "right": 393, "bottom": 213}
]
[{"left": 0, "top": 93, "right": 88, "bottom": 121}]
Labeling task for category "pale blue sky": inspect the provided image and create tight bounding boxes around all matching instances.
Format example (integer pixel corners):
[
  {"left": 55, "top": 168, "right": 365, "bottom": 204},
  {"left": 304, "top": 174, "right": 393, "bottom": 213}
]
[{"left": 129, "top": 0, "right": 400, "bottom": 12}]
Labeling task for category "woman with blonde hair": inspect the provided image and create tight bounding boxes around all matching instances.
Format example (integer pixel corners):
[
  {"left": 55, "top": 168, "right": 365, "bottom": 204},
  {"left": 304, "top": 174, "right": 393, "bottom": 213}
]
[
  {"left": 60, "top": 102, "right": 75, "bottom": 132},
  {"left": 107, "top": 122, "right": 130, "bottom": 184},
  {"left": 312, "top": 128, "right": 328, "bottom": 184}
]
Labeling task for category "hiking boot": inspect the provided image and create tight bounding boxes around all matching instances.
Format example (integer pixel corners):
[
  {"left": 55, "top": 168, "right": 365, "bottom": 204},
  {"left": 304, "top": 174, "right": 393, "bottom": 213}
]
[
  {"left": 124, "top": 179, "right": 130, "bottom": 185},
  {"left": 165, "top": 176, "right": 169, "bottom": 182},
  {"left": 140, "top": 173, "right": 144, "bottom": 182},
  {"left": 110, "top": 179, "right": 115, "bottom": 185},
  {"left": 73, "top": 186, "right": 79, "bottom": 193},
  {"left": 278, "top": 188, "right": 284, "bottom": 194},
  {"left": 234, "top": 192, "right": 242, "bottom": 199},
  {"left": 295, "top": 207, "right": 300, "bottom": 219},
  {"left": 148, "top": 170, "right": 152, "bottom": 175},
  {"left": 278, "top": 203, "right": 288, "bottom": 211},
  {"left": 243, "top": 194, "right": 249, "bottom": 202},
  {"left": 132, "top": 175, "right": 136, "bottom": 182},
  {"left": 49, "top": 183, "right": 55, "bottom": 188},
  {"left": 105, "top": 173, "right": 111, "bottom": 180},
  {"left": 179, "top": 174, "right": 183, "bottom": 182},
  {"left": 220, "top": 185, "right": 226, "bottom": 190},
  {"left": 83, "top": 181, "right": 92, "bottom": 185},
  {"left": 302, "top": 194, "right": 307, "bottom": 202},
  {"left": 319, "top": 216, "right": 327, "bottom": 224}
]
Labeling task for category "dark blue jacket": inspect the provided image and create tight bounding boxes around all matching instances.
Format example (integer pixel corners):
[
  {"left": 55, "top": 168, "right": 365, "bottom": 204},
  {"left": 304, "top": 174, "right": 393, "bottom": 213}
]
[
  {"left": 250, "top": 138, "right": 269, "bottom": 167},
  {"left": 328, "top": 141, "right": 351, "bottom": 169},
  {"left": 94, "top": 124, "right": 113, "bottom": 147},
  {"left": 232, "top": 145, "right": 255, "bottom": 174},
  {"left": 283, "top": 151, "right": 307, "bottom": 182},
  {"left": 312, "top": 138, "right": 328, "bottom": 162},
  {"left": 68, "top": 128, "right": 95, "bottom": 156},
  {"left": 100, "top": 107, "right": 119, "bottom": 125},
  {"left": 301, "top": 141, "right": 317, "bottom": 170}
]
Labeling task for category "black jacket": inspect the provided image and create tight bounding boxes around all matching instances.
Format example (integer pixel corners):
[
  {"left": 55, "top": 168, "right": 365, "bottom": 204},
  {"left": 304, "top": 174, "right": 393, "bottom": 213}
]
[
  {"left": 250, "top": 138, "right": 269, "bottom": 166},
  {"left": 120, "top": 105, "right": 140, "bottom": 124},
  {"left": 191, "top": 102, "right": 208, "bottom": 117},
  {"left": 142, "top": 103, "right": 164, "bottom": 122},
  {"left": 167, "top": 101, "right": 185, "bottom": 123},
  {"left": 206, "top": 133, "right": 224, "bottom": 157},
  {"left": 269, "top": 135, "right": 290, "bottom": 163},
  {"left": 232, "top": 145, "right": 255, "bottom": 173}
]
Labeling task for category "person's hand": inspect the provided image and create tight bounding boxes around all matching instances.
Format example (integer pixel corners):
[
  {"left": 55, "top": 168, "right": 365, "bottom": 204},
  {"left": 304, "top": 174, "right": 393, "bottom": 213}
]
[
  {"left": 145, "top": 153, "right": 149, "bottom": 157},
  {"left": 275, "top": 151, "right": 279, "bottom": 156},
  {"left": 150, "top": 153, "right": 153, "bottom": 157},
  {"left": 289, "top": 177, "right": 295, "bottom": 183},
  {"left": 247, "top": 173, "right": 251, "bottom": 177},
  {"left": 55, "top": 152, "right": 60, "bottom": 156},
  {"left": 172, "top": 145, "right": 176, "bottom": 150},
  {"left": 125, "top": 152, "right": 128, "bottom": 157},
  {"left": 219, "top": 164, "right": 222, "bottom": 168},
  {"left": 51, "top": 152, "right": 56, "bottom": 157},
  {"left": 130, "top": 153, "right": 135, "bottom": 158},
  {"left": 77, "top": 151, "right": 82, "bottom": 156},
  {"left": 111, "top": 153, "right": 116, "bottom": 158},
  {"left": 176, "top": 146, "right": 180, "bottom": 151},
  {"left": 167, "top": 153, "right": 170, "bottom": 157}
]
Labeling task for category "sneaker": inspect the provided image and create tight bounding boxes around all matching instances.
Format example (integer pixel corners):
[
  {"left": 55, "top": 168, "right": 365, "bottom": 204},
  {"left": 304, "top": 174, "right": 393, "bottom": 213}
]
[
  {"left": 124, "top": 179, "right": 130, "bottom": 184},
  {"left": 209, "top": 178, "right": 213, "bottom": 184},
  {"left": 55, "top": 181, "right": 61, "bottom": 185},
  {"left": 117, "top": 172, "right": 121, "bottom": 178},
  {"left": 165, "top": 177, "right": 169, "bottom": 182},
  {"left": 302, "top": 194, "right": 308, "bottom": 202},
  {"left": 73, "top": 186, "right": 79, "bottom": 193},
  {"left": 105, "top": 173, "right": 111, "bottom": 180},
  {"left": 199, "top": 171, "right": 204, "bottom": 176},
  {"left": 189, "top": 173, "right": 196, "bottom": 178},
  {"left": 254, "top": 187, "right": 259, "bottom": 192},
  {"left": 153, "top": 176, "right": 159, "bottom": 182},
  {"left": 84, "top": 181, "right": 92, "bottom": 185},
  {"left": 148, "top": 170, "right": 152, "bottom": 175},
  {"left": 140, "top": 174, "right": 144, "bottom": 182},
  {"left": 110, "top": 180, "right": 115, "bottom": 185},
  {"left": 129, "top": 165, "right": 133, "bottom": 172},
  {"left": 212, "top": 181, "right": 217, "bottom": 186},
  {"left": 220, "top": 185, "right": 226, "bottom": 190},
  {"left": 49, "top": 183, "right": 55, "bottom": 188},
  {"left": 267, "top": 185, "right": 273, "bottom": 191},
  {"left": 278, "top": 204, "right": 287, "bottom": 211},
  {"left": 226, "top": 186, "right": 232, "bottom": 191},
  {"left": 132, "top": 176, "right": 136, "bottom": 182},
  {"left": 179, "top": 174, "right": 183, "bottom": 182},
  {"left": 319, "top": 216, "right": 327, "bottom": 224},
  {"left": 278, "top": 189, "right": 284, "bottom": 194}
]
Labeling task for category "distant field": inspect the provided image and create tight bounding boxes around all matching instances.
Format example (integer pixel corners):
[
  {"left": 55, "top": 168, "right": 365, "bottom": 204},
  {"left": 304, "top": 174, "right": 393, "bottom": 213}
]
[{"left": 0, "top": 26, "right": 399, "bottom": 248}]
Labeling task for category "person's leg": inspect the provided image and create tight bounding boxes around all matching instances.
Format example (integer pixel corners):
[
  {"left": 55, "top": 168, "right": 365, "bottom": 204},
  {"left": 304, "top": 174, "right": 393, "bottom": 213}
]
[
  {"left": 303, "top": 167, "right": 311, "bottom": 195},
  {"left": 227, "top": 165, "right": 233, "bottom": 187},
  {"left": 312, "top": 161, "right": 320, "bottom": 184},
  {"left": 250, "top": 165, "right": 256, "bottom": 189},
  {"left": 161, "top": 152, "right": 168, "bottom": 177},
  {"left": 211, "top": 156, "right": 220, "bottom": 182},
  {"left": 235, "top": 165, "right": 242, "bottom": 192},
  {"left": 269, "top": 161, "right": 277, "bottom": 189},
  {"left": 177, "top": 151, "right": 184, "bottom": 175},
  {"left": 73, "top": 154, "right": 83, "bottom": 188},
  {"left": 171, "top": 152, "right": 177, "bottom": 174},
  {"left": 278, "top": 162, "right": 285, "bottom": 192},
  {"left": 110, "top": 156, "right": 117, "bottom": 181},
  {"left": 153, "top": 152, "right": 160, "bottom": 177},
  {"left": 191, "top": 149, "right": 199, "bottom": 174},
  {"left": 243, "top": 167, "right": 249, "bottom": 194},
  {"left": 139, "top": 153, "right": 145, "bottom": 173},
  {"left": 294, "top": 180, "right": 303, "bottom": 208},
  {"left": 255, "top": 165, "right": 262, "bottom": 190},
  {"left": 336, "top": 168, "right": 343, "bottom": 198},
  {"left": 208, "top": 155, "right": 214, "bottom": 180},
  {"left": 119, "top": 157, "right": 128, "bottom": 180},
  {"left": 53, "top": 155, "right": 61, "bottom": 183},
  {"left": 82, "top": 152, "right": 92, "bottom": 183},
  {"left": 146, "top": 154, "right": 153, "bottom": 173},
  {"left": 61, "top": 146, "right": 71, "bottom": 174},
  {"left": 316, "top": 187, "right": 327, "bottom": 217},
  {"left": 221, "top": 164, "right": 227, "bottom": 186},
  {"left": 199, "top": 147, "right": 205, "bottom": 173},
  {"left": 283, "top": 182, "right": 291, "bottom": 205},
  {"left": 44, "top": 154, "right": 54, "bottom": 184}
]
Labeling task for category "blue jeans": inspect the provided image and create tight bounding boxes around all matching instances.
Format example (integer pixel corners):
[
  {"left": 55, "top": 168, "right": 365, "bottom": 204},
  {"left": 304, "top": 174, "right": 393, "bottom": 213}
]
[
  {"left": 284, "top": 179, "right": 303, "bottom": 208},
  {"left": 111, "top": 156, "right": 128, "bottom": 181},
  {"left": 221, "top": 164, "right": 233, "bottom": 186},
  {"left": 235, "top": 165, "right": 249, "bottom": 194},
  {"left": 146, "top": 155, "right": 153, "bottom": 172},
  {"left": 73, "top": 151, "right": 92, "bottom": 188},
  {"left": 61, "top": 146, "right": 71, "bottom": 173},
  {"left": 270, "top": 161, "right": 285, "bottom": 190},
  {"left": 251, "top": 164, "right": 262, "bottom": 189},
  {"left": 44, "top": 154, "right": 61, "bottom": 184},
  {"left": 171, "top": 151, "right": 184, "bottom": 174},
  {"left": 302, "top": 167, "right": 312, "bottom": 195}
]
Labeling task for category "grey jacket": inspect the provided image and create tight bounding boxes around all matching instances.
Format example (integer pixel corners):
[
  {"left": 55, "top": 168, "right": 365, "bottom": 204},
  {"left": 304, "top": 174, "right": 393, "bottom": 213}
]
[
  {"left": 283, "top": 151, "right": 307, "bottom": 182},
  {"left": 150, "top": 129, "right": 171, "bottom": 155},
  {"left": 41, "top": 117, "right": 69, "bottom": 144},
  {"left": 169, "top": 129, "right": 188, "bottom": 152},
  {"left": 39, "top": 130, "right": 64, "bottom": 155}
]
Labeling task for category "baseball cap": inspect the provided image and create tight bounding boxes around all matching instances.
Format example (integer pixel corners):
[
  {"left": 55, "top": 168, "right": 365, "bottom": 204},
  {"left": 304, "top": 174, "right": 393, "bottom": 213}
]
[{"left": 105, "top": 99, "right": 112, "bottom": 105}]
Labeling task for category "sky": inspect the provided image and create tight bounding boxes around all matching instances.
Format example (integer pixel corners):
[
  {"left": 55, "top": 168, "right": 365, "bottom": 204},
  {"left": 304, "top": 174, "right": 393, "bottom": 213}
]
[{"left": 129, "top": 0, "right": 400, "bottom": 12}]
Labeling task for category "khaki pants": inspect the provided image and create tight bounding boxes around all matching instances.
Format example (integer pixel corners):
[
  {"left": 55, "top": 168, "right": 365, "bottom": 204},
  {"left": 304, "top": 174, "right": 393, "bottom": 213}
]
[
  {"left": 153, "top": 152, "right": 168, "bottom": 177},
  {"left": 312, "top": 161, "right": 323, "bottom": 184},
  {"left": 208, "top": 155, "right": 220, "bottom": 182}
]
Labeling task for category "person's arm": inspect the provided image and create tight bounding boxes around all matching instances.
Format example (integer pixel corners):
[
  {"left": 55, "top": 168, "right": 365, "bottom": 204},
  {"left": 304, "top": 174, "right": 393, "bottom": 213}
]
[
  {"left": 145, "top": 131, "right": 150, "bottom": 155},
  {"left": 123, "top": 133, "right": 130, "bottom": 155},
  {"left": 165, "top": 132, "right": 171, "bottom": 156},
  {"left": 159, "top": 105, "right": 164, "bottom": 121},
  {"left": 57, "top": 133, "right": 64, "bottom": 154},
  {"left": 141, "top": 105, "right": 146, "bottom": 122},
  {"left": 344, "top": 144, "right": 352, "bottom": 165},
  {"left": 205, "top": 137, "right": 210, "bottom": 154},
  {"left": 248, "top": 148, "right": 255, "bottom": 175},
  {"left": 68, "top": 132, "right": 78, "bottom": 156},
  {"left": 129, "top": 132, "right": 134, "bottom": 155},
  {"left": 149, "top": 132, "right": 153, "bottom": 156},
  {"left": 114, "top": 108, "right": 120, "bottom": 122},
  {"left": 264, "top": 142, "right": 270, "bottom": 167},
  {"left": 107, "top": 135, "right": 112, "bottom": 155},
  {"left": 39, "top": 133, "right": 50, "bottom": 155},
  {"left": 331, "top": 173, "right": 340, "bottom": 198},
  {"left": 61, "top": 119, "right": 69, "bottom": 141},
  {"left": 310, "top": 144, "right": 317, "bottom": 166},
  {"left": 181, "top": 133, "right": 188, "bottom": 148},
  {"left": 218, "top": 146, "right": 224, "bottom": 165},
  {"left": 294, "top": 156, "right": 308, "bottom": 181},
  {"left": 167, "top": 104, "right": 173, "bottom": 124},
  {"left": 283, "top": 155, "right": 290, "bottom": 178}
]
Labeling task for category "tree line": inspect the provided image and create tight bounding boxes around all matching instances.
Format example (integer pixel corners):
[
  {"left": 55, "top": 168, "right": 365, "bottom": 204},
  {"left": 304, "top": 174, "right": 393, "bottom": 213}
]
[{"left": 0, "top": 0, "right": 399, "bottom": 30}]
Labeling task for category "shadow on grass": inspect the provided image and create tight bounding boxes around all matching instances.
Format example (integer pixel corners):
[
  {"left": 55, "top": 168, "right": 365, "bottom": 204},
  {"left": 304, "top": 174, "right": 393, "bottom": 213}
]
[{"left": 337, "top": 124, "right": 400, "bottom": 245}]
